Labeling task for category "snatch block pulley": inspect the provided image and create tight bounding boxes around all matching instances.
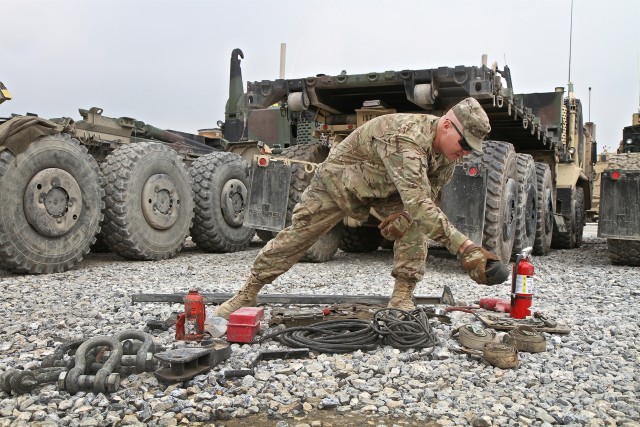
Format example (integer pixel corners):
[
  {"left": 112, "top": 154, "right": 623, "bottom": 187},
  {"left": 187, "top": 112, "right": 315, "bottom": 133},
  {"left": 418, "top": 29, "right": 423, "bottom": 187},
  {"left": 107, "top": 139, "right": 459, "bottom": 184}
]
[{"left": 154, "top": 340, "right": 231, "bottom": 383}]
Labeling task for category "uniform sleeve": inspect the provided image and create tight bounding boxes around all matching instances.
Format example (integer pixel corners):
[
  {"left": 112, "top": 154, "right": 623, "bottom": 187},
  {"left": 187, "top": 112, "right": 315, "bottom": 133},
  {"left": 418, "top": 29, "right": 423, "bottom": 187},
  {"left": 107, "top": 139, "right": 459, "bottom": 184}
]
[{"left": 374, "top": 134, "right": 468, "bottom": 254}]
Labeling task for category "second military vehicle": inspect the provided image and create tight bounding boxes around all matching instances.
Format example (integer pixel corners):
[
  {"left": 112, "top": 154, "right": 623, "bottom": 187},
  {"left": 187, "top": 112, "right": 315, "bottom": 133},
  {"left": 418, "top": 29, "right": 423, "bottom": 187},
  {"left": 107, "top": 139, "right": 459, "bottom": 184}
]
[
  {"left": 0, "top": 81, "right": 255, "bottom": 274},
  {"left": 225, "top": 51, "right": 596, "bottom": 264},
  {"left": 597, "top": 112, "right": 640, "bottom": 265}
]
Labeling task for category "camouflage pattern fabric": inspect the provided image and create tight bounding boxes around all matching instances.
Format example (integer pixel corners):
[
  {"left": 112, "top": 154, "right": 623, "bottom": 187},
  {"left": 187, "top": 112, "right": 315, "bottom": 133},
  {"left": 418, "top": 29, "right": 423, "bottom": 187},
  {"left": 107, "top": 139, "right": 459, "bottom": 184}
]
[
  {"left": 248, "top": 113, "right": 470, "bottom": 285},
  {"left": 461, "top": 245, "right": 502, "bottom": 284},
  {"left": 451, "top": 97, "right": 491, "bottom": 152},
  {"left": 250, "top": 178, "right": 344, "bottom": 284},
  {"left": 378, "top": 211, "right": 412, "bottom": 240}
]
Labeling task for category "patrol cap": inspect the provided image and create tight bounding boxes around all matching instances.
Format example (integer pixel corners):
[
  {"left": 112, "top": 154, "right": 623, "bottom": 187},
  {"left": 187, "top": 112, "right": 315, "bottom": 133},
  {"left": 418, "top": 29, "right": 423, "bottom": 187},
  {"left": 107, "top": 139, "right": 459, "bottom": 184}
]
[{"left": 451, "top": 97, "right": 491, "bottom": 152}]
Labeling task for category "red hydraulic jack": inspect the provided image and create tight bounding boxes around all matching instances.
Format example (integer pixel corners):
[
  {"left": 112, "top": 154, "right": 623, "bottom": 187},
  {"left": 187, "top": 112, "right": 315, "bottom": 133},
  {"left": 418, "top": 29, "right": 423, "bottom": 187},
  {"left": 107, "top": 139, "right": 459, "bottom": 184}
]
[{"left": 175, "top": 289, "right": 206, "bottom": 341}]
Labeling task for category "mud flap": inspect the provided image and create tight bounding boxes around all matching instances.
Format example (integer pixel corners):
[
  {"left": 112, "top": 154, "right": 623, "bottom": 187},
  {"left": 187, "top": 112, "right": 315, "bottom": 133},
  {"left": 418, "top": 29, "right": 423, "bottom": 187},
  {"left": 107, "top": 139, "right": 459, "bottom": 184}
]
[
  {"left": 598, "top": 170, "right": 640, "bottom": 239},
  {"left": 244, "top": 158, "right": 291, "bottom": 232},
  {"left": 440, "top": 165, "right": 487, "bottom": 245}
]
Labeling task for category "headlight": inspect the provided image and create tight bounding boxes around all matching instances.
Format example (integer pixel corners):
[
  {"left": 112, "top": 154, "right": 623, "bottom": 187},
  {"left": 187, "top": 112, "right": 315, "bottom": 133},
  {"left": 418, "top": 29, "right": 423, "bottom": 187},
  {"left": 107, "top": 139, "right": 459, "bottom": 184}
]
[
  {"left": 626, "top": 138, "right": 633, "bottom": 145},
  {"left": 568, "top": 147, "right": 576, "bottom": 155}
]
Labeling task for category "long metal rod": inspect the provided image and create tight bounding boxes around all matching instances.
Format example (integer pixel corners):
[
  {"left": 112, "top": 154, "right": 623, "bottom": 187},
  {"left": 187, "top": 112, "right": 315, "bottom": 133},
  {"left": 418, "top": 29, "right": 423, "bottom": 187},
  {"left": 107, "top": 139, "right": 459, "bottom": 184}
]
[
  {"left": 568, "top": 0, "right": 574, "bottom": 83},
  {"left": 131, "top": 286, "right": 455, "bottom": 307}
]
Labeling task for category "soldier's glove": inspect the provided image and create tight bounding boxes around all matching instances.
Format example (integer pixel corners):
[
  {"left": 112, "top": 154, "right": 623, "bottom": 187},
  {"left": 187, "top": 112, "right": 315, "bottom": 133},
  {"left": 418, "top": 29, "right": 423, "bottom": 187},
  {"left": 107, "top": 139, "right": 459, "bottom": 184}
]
[
  {"left": 378, "top": 211, "right": 413, "bottom": 240},
  {"left": 461, "top": 244, "right": 510, "bottom": 285}
]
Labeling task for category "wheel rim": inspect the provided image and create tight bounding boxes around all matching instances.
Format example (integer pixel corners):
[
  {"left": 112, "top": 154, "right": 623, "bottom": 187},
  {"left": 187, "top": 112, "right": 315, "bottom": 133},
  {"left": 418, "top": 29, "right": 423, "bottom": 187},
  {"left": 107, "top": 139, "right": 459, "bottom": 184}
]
[
  {"left": 502, "top": 178, "right": 518, "bottom": 242},
  {"left": 141, "top": 173, "right": 179, "bottom": 230},
  {"left": 220, "top": 179, "right": 248, "bottom": 227},
  {"left": 24, "top": 168, "right": 82, "bottom": 237}
]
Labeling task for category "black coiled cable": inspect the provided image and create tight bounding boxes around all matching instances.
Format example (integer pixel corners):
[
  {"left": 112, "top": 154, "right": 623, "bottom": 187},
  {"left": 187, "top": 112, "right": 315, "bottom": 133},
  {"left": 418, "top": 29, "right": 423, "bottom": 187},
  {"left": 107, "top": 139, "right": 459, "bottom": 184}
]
[
  {"left": 258, "top": 308, "right": 438, "bottom": 353},
  {"left": 371, "top": 308, "right": 438, "bottom": 351}
]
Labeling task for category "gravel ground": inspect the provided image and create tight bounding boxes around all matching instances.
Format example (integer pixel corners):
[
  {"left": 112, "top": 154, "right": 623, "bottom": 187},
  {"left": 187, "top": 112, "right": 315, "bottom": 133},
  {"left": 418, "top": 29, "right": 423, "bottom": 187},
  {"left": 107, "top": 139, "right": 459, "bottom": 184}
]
[{"left": 1, "top": 223, "right": 639, "bottom": 426}]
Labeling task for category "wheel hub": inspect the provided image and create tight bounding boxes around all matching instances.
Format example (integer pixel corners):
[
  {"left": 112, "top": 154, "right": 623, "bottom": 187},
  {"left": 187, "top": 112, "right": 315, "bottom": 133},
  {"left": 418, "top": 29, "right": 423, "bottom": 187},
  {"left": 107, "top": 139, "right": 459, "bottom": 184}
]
[
  {"left": 220, "top": 179, "right": 247, "bottom": 227},
  {"left": 24, "top": 168, "right": 82, "bottom": 237},
  {"left": 141, "top": 174, "right": 179, "bottom": 230}
]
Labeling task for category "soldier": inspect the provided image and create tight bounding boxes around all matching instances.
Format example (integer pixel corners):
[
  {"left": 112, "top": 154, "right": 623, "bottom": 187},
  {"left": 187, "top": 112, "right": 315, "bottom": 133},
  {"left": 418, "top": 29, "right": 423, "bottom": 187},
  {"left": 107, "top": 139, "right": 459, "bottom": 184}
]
[{"left": 216, "top": 97, "right": 509, "bottom": 319}]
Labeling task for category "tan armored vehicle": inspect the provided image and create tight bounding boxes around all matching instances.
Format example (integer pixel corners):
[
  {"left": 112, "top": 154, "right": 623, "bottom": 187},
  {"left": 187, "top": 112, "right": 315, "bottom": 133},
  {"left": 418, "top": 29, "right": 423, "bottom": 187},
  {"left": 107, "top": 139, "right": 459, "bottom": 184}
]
[{"left": 597, "top": 112, "right": 640, "bottom": 265}]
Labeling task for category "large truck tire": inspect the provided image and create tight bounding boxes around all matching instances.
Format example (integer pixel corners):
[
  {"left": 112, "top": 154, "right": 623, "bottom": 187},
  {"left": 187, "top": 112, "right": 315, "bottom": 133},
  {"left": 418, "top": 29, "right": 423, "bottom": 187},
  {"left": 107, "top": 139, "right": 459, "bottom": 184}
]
[
  {"left": 511, "top": 154, "right": 538, "bottom": 259},
  {"left": 255, "top": 229, "right": 276, "bottom": 243},
  {"left": 607, "top": 239, "right": 640, "bottom": 266},
  {"left": 190, "top": 152, "right": 254, "bottom": 252},
  {"left": 279, "top": 144, "right": 343, "bottom": 263},
  {"left": 552, "top": 187, "right": 584, "bottom": 249},
  {"left": 339, "top": 225, "right": 383, "bottom": 253},
  {"left": 574, "top": 187, "right": 585, "bottom": 248},
  {"left": 90, "top": 235, "right": 111, "bottom": 253},
  {"left": 0, "top": 133, "right": 104, "bottom": 273},
  {"left": 466, "top": 140, "right": 517, "bottom": 263},
  {"left": 533, "top": 162, "right": 554, "bottom": 255},
  {"left": 101, "top": 142, "right": 194, "bottom": 260}
]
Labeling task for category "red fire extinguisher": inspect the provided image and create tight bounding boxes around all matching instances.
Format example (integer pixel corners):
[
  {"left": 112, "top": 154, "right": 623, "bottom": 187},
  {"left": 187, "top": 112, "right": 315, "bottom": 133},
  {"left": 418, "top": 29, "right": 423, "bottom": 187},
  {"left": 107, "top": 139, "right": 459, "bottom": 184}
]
[
  {"left": 510, "top": 247, "right": 534, "bottom": 319},
  {"left": 175, "top": 289, "right": 206, "bottom": 341}
]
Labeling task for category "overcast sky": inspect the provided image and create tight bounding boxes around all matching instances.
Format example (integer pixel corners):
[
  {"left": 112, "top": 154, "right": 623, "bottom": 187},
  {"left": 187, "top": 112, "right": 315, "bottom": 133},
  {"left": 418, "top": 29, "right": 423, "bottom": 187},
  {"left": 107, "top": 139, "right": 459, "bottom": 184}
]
[{"left": 2, "top": 0, "right": 639, "bottom": 152}]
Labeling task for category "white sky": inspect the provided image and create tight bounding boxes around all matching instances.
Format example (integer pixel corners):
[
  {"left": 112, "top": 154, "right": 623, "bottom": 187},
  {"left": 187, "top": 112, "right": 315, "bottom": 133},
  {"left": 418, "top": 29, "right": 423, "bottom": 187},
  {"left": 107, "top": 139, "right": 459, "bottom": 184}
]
[{"left": 2, "top": 0, "right": 639, "bottom": 153}]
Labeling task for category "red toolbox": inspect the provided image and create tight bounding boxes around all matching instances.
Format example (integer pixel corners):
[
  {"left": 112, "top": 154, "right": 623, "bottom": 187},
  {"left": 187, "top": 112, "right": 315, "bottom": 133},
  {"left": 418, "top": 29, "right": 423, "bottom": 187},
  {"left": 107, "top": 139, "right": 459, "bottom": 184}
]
[{"left": 227, "top": 307, "right": 264, "bottom": 343}]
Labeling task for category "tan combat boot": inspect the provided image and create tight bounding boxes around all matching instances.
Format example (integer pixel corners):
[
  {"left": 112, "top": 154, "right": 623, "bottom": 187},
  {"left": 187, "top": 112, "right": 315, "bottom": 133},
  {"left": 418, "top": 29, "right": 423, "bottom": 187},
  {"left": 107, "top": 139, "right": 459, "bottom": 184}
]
[
  {"left": 387, "top": 277, "right": 417, "bottom": 311},
  {"left": 215, "top": 276, "right": 264, "bottom": 319}
]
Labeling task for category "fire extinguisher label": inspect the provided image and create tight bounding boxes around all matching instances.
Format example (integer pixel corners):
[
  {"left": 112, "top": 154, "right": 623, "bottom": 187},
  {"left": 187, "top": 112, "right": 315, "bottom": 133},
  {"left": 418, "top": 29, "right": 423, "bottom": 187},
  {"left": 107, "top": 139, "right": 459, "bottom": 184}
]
[{"left": 515, "top": 274, "right": 534, "bottom": 294}]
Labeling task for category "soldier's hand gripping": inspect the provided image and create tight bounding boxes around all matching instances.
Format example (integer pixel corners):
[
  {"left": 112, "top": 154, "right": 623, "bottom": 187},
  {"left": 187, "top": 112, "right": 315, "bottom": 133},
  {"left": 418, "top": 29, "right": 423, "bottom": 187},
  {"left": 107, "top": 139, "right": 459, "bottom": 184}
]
[
  {"left": 378, "top": 211, "right": 412, "bottom": 240},
  {"left": 461, "top": 244, "right": 510, "bottom": 285}
]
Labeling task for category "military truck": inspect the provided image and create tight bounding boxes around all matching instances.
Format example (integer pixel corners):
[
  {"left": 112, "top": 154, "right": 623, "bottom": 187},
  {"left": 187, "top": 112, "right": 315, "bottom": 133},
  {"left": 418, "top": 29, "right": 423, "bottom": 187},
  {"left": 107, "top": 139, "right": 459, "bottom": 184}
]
[
  {"left": 228, "top": 52, "right": 596, "bottom": 264},
  {"left": 588, "top": 149, "right": 614, "bottom": 221},
  {"left": 0, "top": 80, "right": 255, "bottom": 274},
  {"left": 597, "top": 113, "right": 640, "bottom": 265}
]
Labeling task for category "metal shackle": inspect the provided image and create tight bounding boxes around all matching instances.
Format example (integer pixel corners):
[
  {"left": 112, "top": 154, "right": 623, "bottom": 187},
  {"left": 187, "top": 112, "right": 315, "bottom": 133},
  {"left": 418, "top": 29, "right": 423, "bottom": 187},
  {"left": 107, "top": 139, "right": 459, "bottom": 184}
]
[
  {"left": 62, "top": 336, "right": 123, "bottom": 394},
  {"left": 114, "top": 330, "right": 156, "bottom": 373}
]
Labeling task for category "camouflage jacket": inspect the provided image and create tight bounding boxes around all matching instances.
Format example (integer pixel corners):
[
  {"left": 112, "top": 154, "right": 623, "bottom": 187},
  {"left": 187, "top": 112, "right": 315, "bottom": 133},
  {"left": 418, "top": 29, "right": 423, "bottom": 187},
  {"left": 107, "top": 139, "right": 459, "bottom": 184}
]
[{"left": 317, "top": 113, "right": 469, "bottom": 253}]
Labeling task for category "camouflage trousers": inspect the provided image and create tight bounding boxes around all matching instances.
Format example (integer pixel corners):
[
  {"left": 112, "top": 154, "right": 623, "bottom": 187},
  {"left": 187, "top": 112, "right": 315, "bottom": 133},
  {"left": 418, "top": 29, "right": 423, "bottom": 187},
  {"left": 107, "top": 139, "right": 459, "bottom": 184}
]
[{"left": 249, "top": 179, "right": 431, "bottom": 286}]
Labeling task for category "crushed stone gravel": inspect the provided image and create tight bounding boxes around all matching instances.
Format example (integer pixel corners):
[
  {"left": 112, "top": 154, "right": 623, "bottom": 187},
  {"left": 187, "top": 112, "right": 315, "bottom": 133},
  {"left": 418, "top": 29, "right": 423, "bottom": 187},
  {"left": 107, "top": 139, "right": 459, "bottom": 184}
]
[{"left": 0, "top": 223, "right": 639, "bottom": 426}]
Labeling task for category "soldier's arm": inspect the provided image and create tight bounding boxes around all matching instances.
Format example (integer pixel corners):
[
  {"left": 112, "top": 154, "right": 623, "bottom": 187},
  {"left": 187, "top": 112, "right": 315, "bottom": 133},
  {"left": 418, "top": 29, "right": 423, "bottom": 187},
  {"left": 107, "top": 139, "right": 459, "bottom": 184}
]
[{"left": 375, "top": 136, "right": 469, "bottom": 254}]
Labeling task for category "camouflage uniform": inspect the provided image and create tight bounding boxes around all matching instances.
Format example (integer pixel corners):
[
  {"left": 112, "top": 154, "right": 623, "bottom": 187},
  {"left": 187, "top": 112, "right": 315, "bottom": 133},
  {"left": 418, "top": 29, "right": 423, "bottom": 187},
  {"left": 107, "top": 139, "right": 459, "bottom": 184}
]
[{"left": 250, "top": 113, "right": 469, "bottom": 285}]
